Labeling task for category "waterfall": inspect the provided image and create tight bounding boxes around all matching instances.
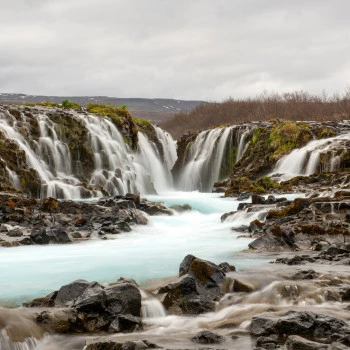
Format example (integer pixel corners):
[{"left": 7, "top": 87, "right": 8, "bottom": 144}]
[
  {"left": 0, "top": 108, "right": 176, "bottom": 199},
  {"left": 236, "top": 127, "right": 251, "bottom": 162},
  {"left": 141, "top": 290, "right": 167, "bottom": 318},
  {"left": 177, "top": 127, "right": 234, "bottom": 191},
  {"left": 176, "top": 125, "right": 252, "bottom": 192},
  {"left": 0, "top": 330, "right": 38, "bottom": 350},
  {"left": 271, "top": 132, "right": 350, "bottom": 180}
]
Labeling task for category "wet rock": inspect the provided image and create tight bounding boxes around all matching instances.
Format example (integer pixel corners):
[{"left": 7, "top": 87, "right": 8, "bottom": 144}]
[
  {"left": 74, "top": 282, "right": 107, "bottom": 312},
  {"left": 179, "top": 295, "right": 215, "bottom": 314},
  {"left": 109, "top": 314, "right": 142, "bottom": 333},
  {"left": 169, "top": 204, "right": 192, "bottom": 212},
  {"left": 233, "top": 279, "right": 255, "bottom": 293},
  {"left": 292, "top": 270, "right": 320, "bottom": 280},
  {"left": 36, "top": 308, "right": 77, "bottom": 333},
  {"left": 256, "top": 336, "right": 278, "bottom": 349},
  {"left": 105, "top": 282, "right": 142, "bottom": 317},
  {"left": 85, "top": 341, "right": 122, "bottom": 350},
  {"left": 285, "top": 335, "right": 328, "bottom": 349},
  {"left": 325, "top": 246, "right": 350, "bottom": 256},
  {"left": 218, "top": 262, "right": 236, "bottom": 272},
  {"left": 252, "top": 194, "right": 266, "bottom": 204},
  {"left": 191, "top": 330, "right": 224, "bottom": 344},
  {"left": 249, "top": 235, "right": 290, "bottom": 251},
  {"left": 179, "top": 254, "right": 197, "bottom": 276},
  {"left": 55, "top": 279, "right": 90, "bottom": 306},
  {"left": 251, "top": 316, "right": 278, "bottom": 336},
  {"left": 0, "top": 224, "right": 8, "bottom": 232},
  {"left": 159, "top": 274, "right": 198, "bottom": 309},
  {"left": 6, "top": 228, "right": 23, "bottom": 237}
]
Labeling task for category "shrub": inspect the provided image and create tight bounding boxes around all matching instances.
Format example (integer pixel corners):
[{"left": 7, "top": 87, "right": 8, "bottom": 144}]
[{"left": 61, "top": 100, "right": 81, "bottom": 109}]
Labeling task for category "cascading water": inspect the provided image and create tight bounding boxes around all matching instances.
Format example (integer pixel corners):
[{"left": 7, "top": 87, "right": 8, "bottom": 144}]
[
  {"left": 271, "top": 132, "right": 350, "bottom": 180},
  {"left": 0, "top": 108, "right": 177, "bottom": 199},
  {"left": 176, "top": 125, "right": 252, "bottom": 192}
]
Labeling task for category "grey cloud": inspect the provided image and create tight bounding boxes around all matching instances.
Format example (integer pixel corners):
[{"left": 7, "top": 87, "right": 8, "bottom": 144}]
[{"left": 0, "top": 0, "right": 350, "bottom": 100}]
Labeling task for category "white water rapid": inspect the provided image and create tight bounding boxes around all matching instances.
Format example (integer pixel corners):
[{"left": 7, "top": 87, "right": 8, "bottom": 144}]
[{"left": 271, "top": 132, "right": 350, "bottom": 180}]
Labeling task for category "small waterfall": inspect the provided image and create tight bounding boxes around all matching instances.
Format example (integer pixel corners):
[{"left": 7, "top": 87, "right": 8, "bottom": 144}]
[
  {"left": 0, "top": 108, "right": 176, "bottom": 199},
  {"left": 271, "top": 132, "right": 350, "bottom": 180},
  {"left": 6, "top": 166, "right": 21, "bottom": 190},
  {"left": 177, "top": 127, "right": 235, "bottom": 191},
  {"left": 141, "top": 290, "right": 167, "bottom": 318},
  {"left": 236, "top": 127, "right": 251, "bottom": 162},
  {"left": 0, "top": 330, "right": 38, "bottom": 350}
]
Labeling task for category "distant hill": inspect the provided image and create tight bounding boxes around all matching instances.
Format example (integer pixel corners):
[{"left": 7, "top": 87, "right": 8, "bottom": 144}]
[{"left": 0, "top": 93, "right": 206, "bottom": 123}]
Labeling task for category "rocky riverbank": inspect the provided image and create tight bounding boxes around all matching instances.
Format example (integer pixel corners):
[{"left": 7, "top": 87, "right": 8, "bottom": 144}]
[
  {"left": 1, "top": 251, "right": 348, "bottom": 349},
  {"left": 0, "top": 193, "right": 173, "bottom": 247}
]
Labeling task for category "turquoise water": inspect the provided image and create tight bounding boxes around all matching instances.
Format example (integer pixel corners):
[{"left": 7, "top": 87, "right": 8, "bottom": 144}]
[{"left": 0, "top": 192, "right": 299, "bottom": 305}]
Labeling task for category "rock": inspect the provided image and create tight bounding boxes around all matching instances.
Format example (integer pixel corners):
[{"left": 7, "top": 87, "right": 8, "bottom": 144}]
[
  {"left": 285, "top": 335, "right": 328, "bottom": 349},
  {"left": 237, "top": 192, "right": 251, "bottom": 201},
  {"left": 169, "top": 204, "right": 192, "bottom": 212},
  {"left": 30, "top": 228, "right": 73, "bottom": 244},
  {"left": 55, "top": 279, "right": 90, "bottom": 306},
  {"left": 179, "top": 295, "right": 215, "bottom": 314},
  {"left": 292, "top": 270, "right": 320, "bottom": 280},
  {"left": 6, "top": 228, "right": 23, "bottom": 237},
  {"left": 251, "top": 316, "right": 278, "bottom": 336},
  {"left": 218, "top": 262, "right": 236, "bottom": 272},
  {"left": 141, "top": 202, "right": 173, "bottom": 216},
  {"left": 159, "top": 275, "right": 198, "bottom": 309},
  {"left": 256, "top": 336, "right": 277, "bottom": 349},
  {"left": 0, "top": 224, "right": 8, "bottom": 232},
  {"left": 249, "top": 235, "right": 290, "bottom": 251},
  {"left": 74, "top": 282, "right": 107, "bottom": 312},
  {"left": 85, "top": 341, "right": 122, "bottom": 350},
  {"left": 249, "top": 219, "right": 265, "bottom": 232},
  {"left": 36, "top": 308, "right": 77, "bottom": 333},
  {"left": 121, "top": 340, "right": 148, "bottom": 350},
  {"left": 325, "top": 246, "right": 350, "bottom": 256},
  {"left": 179, "top": 254, "right": 197, "bottom": 276},
  {"left": 109, "top": 314, "right": 142, "bottom": 333},
  {"left": 233, "top": 279, "right": 255, "bottom": 293},
  {"left": 191, "top": 330, "right": 224, "bottom": 344},
  {"left": 76, "top": 311, "right": 111, "bottom": 332},
  {"left": 188, "top": 258, "right": 226, "bottom": 297},
  {"left": 252, "top": 194, "right": 266, "bottom": 204},
  {"left": 105, "top": 282, "right": 141, "bottom": 317}
]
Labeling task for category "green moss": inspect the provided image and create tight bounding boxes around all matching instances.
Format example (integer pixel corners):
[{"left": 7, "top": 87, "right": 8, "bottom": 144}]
[
  {"left": 249, "top": 183, "right": 266, "bottom": 193},
  {"left": 252, "top": 128, "right": 262, "bottom": 145},
  {"left": 61, "top": 100, "right": 81, "bottom": 109},
  {"left": 134, "top": 118, "right": 152, "bottom": 128}
]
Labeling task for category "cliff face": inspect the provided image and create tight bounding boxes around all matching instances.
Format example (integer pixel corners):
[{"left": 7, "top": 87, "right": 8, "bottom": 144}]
[{"left": 172, "top": 120, "right": 350, "bottom": 195}]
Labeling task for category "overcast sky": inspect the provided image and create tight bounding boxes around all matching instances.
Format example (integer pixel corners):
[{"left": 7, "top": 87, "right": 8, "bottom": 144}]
[{"left": 1, "top": 0, "right": 350, "bottom": 100}]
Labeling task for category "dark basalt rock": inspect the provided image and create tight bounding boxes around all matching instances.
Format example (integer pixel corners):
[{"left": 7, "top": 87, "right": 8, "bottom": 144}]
[
  {"left": 179, "top": 295, "right": 215, "bottom": 314},
  {"left": 292, "top": 270, "right": 320, "bottom": 280},
  {"left": 74, "top": 282, "right": 107, "bottom": 312},
  {"left": 251, "top": 311, "right": 349, "bottom": 342},
  {"left": 55, "top": 279, "right": 90, "bottom": 306},
  {"left": 105, "top": 282, "right": 142, "bottom": 317},
  {"left": 191, "top": 330, "right": 224, "bottom": 344}
]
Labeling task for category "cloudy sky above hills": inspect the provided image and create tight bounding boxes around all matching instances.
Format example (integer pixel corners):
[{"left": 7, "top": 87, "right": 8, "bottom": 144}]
[{"left": 1, "top": 0, "right": 350, "bottom": 100}]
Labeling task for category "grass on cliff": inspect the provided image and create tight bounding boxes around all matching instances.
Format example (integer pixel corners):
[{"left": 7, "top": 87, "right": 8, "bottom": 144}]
[{"left": 161, "top": 89, "right": 350, "bottom": 139}]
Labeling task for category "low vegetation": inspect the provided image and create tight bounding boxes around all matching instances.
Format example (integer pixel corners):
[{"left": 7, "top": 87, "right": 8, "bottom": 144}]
[{"left": 161, "top": 90, "right": 350, "bottom": 139}]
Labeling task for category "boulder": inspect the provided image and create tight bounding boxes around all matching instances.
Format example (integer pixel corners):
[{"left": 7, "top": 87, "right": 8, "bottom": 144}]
[
  {"left": 252, "top": 194, "right": 266, "bottom": 204},
  {"left": 233, "top": 279, "right": 255, "bottom": 293},
  {"left": 105, "top": 282, "right": 141, "bottom": 317},
  {"left": 108, "top": 314, "right": 142, "bottom": 333},
  {"left": 36, "top": 308, "right": 77, "bottom": 333},
  {"left": 6, "top": 228, "right": 23, "bottom": 237},
  {"left": 74, "top": 282, "right": 107, "bottom": 312},
  {"left": 191, "top": 330, "right": 224, "bottom": 344},
  {"left": 292, "top": 270, "right": 320, "bottom": 280},
  {"left": 159, "top": 275, "right": 198, "bottom": 309},
  {"left": 256, "top": 336, "right": 277, "bottom": 349},
  {"left": 251, "top": 316, "right": 278, "bottom": 336},
  {"left": 179, "top": 295, "right": 215, "bottom": 314},
  {"left": 55, "top": 279, "right": 90, "bottom": 306},
  {"left": 179, "top": 254, "right": 196, "bottom": 276}
]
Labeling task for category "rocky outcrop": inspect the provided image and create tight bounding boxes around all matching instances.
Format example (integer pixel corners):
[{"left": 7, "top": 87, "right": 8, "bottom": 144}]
[
  {"left": 251, "top": 311, "right": 350, "bottom": 347},
  {"left": 245, "top": 195, "right": 350, "bottom": 252},
  {"left": 0, "top": 193, "right": 174, "bottom": 247},
  {"left": 27, "top": 279, "right": 142, "bottom": 334},
  {"left": 158, "top": 255, "right": 235, "bottom": 314}
]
